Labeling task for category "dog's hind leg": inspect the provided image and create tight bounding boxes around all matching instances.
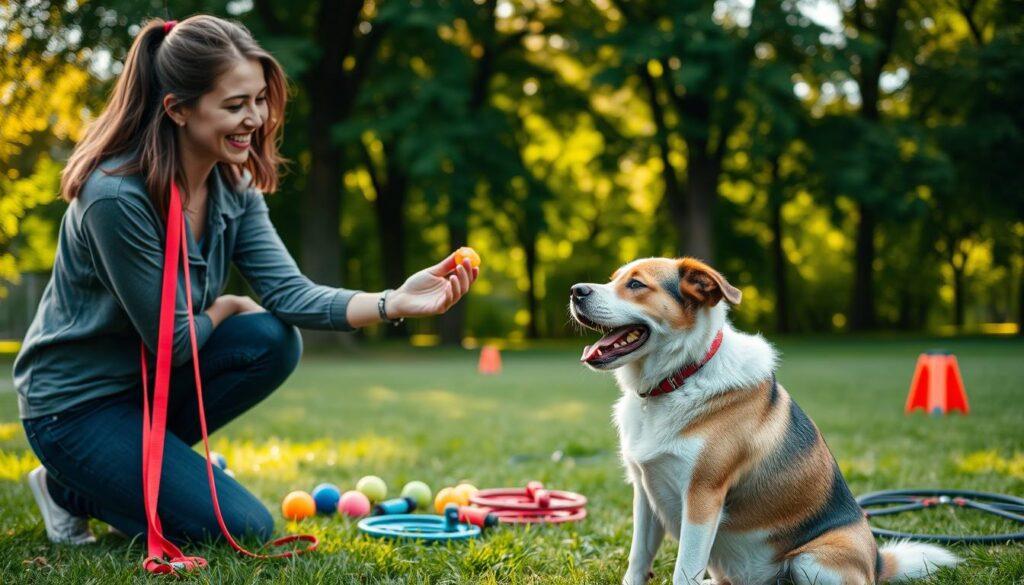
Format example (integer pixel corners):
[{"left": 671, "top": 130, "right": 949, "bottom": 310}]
[
  {"left": 623, "top": 480, "right": 665, "bottom": 585},
  {"left": 785, "top": 523, "right": 876, "bottom": 585}
]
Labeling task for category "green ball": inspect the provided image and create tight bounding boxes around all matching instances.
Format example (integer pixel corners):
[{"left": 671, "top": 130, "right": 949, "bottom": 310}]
[
  {"left": 400, "top": 481, "right": 433, "bottom": 511},
  {"left": 356, "top": 475, "right": 387, "bottom": 503}
]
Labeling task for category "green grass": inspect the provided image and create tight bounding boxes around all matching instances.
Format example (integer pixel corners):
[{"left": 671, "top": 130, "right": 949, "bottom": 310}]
[{"left": 1, "top": 336, "right": 1023, "bottom": 583}]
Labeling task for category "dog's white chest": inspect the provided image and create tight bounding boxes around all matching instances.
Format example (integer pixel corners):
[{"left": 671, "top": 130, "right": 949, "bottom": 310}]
[{"left": 616, "top": 395, "right": 704, "bottom": 538}]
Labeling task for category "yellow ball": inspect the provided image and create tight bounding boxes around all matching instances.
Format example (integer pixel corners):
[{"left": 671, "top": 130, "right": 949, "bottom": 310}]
[
  {"left": 454, "top": 247, "right": 481, "bottom": 269},
  {"left": 434, "top": 487, "right": 461, "bottom": 514},
  {"left": 281, "top": 490, "right": 316, "bottom": 521},
  {"left": 453, "top": 483, "right": 478, "bottom": 506}
]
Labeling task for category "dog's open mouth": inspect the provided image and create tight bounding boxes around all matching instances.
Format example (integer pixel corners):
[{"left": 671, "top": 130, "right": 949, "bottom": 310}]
[{"left": 580, "top": 325, "right": 650, "bottom": 365}]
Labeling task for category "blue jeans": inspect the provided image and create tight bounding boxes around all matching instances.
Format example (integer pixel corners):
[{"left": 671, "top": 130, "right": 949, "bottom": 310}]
[{"left": 23, "top": 313, "right": 302, "bottom": 543}]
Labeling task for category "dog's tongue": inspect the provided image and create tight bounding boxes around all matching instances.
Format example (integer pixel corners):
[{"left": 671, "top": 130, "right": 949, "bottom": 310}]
[{"left": 580, "top": 326, "right": 632, "bottom": 362}]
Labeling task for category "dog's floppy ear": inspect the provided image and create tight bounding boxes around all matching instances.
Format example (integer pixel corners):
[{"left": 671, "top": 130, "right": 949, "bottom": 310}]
[{"left": 678, "top": 259, "right": 742, "bottom": 306}]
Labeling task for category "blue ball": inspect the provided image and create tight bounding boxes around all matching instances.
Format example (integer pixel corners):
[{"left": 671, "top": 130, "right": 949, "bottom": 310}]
[
  {"left": 311, "top": 483, "right": 341, "bottom": 515},
  {"left": 210, "top": 451, "right": 228, "bottom": 470}
]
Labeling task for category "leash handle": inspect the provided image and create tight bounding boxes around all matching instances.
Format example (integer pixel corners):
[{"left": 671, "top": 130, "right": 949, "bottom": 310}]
[{"left": 140, "top": 180, "right": 317, "bottom": 575}]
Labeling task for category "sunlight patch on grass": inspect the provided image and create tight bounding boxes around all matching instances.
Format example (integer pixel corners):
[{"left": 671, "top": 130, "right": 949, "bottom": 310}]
[
  {"left": 207, "top": 435, "right": 416, "bottom": 481},
  {"left": 533, "top": 400, "right": 589, "bottom": 422},
  {"left": 0, "top": 449, "right": 39, "bottom": 481},
  {"left": 837, "top": 457, "right": 877, "bottom": 481},
  {"left": 365, "top": 385, "right": 399, "bottom": 403},
  {"left": 954, "top": 450, "right": 1024, "bottom": 479},
  {"left": 409, "top": 389, "right": 500, "bottom": 420},
  {"left": 0, "top": 423, "right": 22, "bottom": 442}
]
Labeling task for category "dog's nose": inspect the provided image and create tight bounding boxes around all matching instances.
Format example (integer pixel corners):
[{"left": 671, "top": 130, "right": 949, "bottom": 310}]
[{"left": 571, "top": 284, "right": 593, "bottom": 300}]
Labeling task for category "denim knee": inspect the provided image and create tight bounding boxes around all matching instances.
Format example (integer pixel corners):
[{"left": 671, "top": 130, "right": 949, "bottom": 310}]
[
  {"left": 184, "top": 498, "right": 274, "bottom": 544},
  {"left": 243, "top": 313, "right": 302, "bottom": 376}
]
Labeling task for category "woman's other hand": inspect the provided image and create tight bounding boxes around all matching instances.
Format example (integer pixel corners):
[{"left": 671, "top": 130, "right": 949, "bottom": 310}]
[{"left": 205, "top": 294, "right": 266, "bottom": 327}]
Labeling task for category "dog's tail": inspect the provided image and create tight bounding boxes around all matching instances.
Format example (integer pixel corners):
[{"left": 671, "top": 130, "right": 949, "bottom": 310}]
[{"left": 877, "top": 540, "right": 958, "bottom": 582}]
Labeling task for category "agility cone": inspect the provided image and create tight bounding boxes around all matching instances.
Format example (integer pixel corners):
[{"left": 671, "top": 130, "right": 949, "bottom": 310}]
[
  {"left": 905, "top": 351, "right": 969, "bottom": 415},
  {"left": 478, "top": 345, "right": 502, "bottom": 374}
]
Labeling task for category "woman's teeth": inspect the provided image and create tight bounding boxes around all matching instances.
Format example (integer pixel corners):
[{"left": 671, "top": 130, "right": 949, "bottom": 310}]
[{"left": 227, "top": 133, "right": 251, "bottom": 147}]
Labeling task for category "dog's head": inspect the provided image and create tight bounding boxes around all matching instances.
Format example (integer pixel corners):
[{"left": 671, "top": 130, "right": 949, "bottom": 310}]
[{"left": 569, "top": 257, "right": 741, "bottom": 371}]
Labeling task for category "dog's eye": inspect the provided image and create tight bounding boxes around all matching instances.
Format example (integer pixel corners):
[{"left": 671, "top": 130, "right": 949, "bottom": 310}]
[{"left": 626, "top": 279, "right": 646, "bottom": 290}]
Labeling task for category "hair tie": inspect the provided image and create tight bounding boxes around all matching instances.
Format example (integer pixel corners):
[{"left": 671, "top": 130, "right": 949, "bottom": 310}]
[{"left": 163, "top": 20, "right": 177, "bottom": 35}]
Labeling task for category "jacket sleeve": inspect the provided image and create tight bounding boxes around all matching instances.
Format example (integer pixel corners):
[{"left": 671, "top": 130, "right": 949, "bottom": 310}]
[
  {"left": 80, "top": 194, "right": 214, "bottom": 367},
  {"left": 231, "top": 191, "right": 358, "bottom": 331}
]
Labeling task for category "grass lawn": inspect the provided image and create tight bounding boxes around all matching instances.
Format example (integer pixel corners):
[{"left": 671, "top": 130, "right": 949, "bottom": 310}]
[{"left": 1, "top": 335, "right": 1023, "bottom": 583}]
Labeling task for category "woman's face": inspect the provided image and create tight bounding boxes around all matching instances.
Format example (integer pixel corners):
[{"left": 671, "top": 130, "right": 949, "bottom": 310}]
[{"left": 175, "top": 57, "right": 268, "bottom": 167}]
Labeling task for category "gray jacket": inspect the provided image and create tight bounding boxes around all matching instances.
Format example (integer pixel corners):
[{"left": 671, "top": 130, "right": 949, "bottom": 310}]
[{"left": 14, "top": 156, "right": 358, "bottom": 418}]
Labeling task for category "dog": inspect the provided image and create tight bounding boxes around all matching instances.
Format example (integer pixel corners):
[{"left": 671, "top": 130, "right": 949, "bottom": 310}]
[{"left": 569, "top": 257, "right": 957, "bottom": 585}]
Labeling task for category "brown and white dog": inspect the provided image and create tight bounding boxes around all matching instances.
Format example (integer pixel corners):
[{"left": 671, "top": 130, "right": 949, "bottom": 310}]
[{"left": 569, "top": 257, "right": 957, "bottom": 585}]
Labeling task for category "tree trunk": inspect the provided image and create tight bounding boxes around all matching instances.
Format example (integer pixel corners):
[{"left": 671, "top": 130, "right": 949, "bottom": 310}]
[
  {"left": 685, "top": 147, "right": 718, "bottom": 262},
  {"left": 437, "top": 0, "right": 498, "bottom": 345},
  {"left": 438, "top": 186, "right": 471, "bottom": 345},
  {"left": 851, "top": 201, "right": 876, "bottom": 331},
  {"left": 768, "top": 159, "right": 789, "bottom": 334},
  {"left": 374, "top": 146, "right": 409, "bottom": 339},
  {"left": 639, "top": 66, "right": 689, "bottom": 258},
  {"left": 952, "top": 264, "right": 965, "bottom": 330},
  {"left": 524, "top": 232, "right": 539, "bottom": 339},
  {"left": 1018, "top": 264, "right": 1024, "bottom": 336}
]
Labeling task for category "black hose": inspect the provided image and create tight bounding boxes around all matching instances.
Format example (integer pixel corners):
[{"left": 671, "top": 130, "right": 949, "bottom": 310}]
[{"left": 857, "top": 489, "right": 1024, "bottom": 544}]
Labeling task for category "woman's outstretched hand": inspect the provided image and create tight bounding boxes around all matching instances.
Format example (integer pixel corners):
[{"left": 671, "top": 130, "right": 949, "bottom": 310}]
[{"left": 388, "top": 253, "right": 479, "bottom": 319}]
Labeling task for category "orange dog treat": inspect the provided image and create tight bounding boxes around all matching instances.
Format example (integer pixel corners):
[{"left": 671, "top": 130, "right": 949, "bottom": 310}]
[{"left": 454, "top": 247, "right": 481, "bottom": 269}]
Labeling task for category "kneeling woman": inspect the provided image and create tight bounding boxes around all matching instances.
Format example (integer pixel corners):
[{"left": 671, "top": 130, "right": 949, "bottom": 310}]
[{"left": 14, "top": 15, "right": 477, "bottom": 545}]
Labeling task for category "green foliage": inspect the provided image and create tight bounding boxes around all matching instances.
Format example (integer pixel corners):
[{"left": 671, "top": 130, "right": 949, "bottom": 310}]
[{"left": 1, "top": 0, "right": 1022, "bottom": 335}]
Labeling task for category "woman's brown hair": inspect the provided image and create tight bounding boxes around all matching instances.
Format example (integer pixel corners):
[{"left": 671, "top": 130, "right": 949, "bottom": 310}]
[{"left": 60, "top": 15, "right": 287, "bottom": 211}]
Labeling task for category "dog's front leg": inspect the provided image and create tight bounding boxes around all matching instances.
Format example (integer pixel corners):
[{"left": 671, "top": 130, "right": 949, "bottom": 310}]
[
  {"left": 623, "top": 481, "right": 665, "bottom": 585},
  {"left": 672, "top": 490, "right": 725, "bottom": 585}
]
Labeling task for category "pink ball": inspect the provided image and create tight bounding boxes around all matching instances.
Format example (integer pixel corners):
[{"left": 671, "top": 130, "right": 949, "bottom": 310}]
[{"left": 338, "top": 490, "right": 371, "bottom": 518}]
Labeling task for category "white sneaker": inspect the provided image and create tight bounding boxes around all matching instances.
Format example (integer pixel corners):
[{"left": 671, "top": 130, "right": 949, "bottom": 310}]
[{"left": 27, "top": 466, "right": 96, "bottom": 545}]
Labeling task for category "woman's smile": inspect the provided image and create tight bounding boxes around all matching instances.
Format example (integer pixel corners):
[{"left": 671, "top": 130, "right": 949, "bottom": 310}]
[{"left": 226, "top": 132, "right": 252, "bottom": 150}]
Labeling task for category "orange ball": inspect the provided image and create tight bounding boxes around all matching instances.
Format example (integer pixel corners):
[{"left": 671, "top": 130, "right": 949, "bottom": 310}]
[
  {"left": 453, "top": 483, "right": 478, "bottom": 506},
  {"left": 281, "top": 490, "right": 316, "bottom": 521},
  {"left": 434, "top": 486, "right": 460, "bottom": 514},
  {"left": 453, "top": 247, "right": 481, "bottom": 269}
]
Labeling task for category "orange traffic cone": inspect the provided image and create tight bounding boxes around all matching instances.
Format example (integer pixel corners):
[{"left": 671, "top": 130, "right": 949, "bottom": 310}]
[
  {"left": 478, "top": 345, "right": 502, "bottom": 374},
  {"left": 905, "top": 351, "right": 969, "bottom": 415}
]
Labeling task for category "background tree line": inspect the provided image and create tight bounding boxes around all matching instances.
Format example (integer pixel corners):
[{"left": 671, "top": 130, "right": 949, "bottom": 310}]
[{"left": 2, "top": 0, "right": 1022, "bottom": 343}]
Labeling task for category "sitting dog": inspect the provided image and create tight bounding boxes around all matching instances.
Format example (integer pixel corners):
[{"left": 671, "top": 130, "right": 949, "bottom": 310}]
[{"left": 569, "top": 257, "right": 957, "bottom": 585}]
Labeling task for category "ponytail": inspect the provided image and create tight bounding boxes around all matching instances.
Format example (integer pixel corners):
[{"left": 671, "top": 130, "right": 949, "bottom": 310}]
[{"left": 61, "top": 19, "right": 170, "bottom": 203}]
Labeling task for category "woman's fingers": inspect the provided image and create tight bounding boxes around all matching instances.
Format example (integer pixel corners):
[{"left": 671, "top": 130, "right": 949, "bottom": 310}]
[
  {"left": 448, "top": 274, "right": 461, "bottom": 305},
  {"left": 456, "top": 262, "right": 471, "bottom": 294}
]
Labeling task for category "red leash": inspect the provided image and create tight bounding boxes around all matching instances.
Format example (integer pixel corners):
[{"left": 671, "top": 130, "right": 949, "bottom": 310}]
[{"left": 139, "top": 180, "right": 317, "bottom": 575}]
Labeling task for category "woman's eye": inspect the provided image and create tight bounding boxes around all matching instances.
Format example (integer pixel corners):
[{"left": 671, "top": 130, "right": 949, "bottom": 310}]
[
  {"left": 256, "top": 96, "right": 267, "bottom": 103},
  {"left": 626, "top": 279, "right": 646, "bottom": 290},
  {"left": 227, "top": 104, "right": 243, "bottom": 112}
]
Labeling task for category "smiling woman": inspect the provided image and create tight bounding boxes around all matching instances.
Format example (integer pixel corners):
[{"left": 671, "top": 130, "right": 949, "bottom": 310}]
[{"left": 13, "top": 13, "right": 478, "bottom": 569}]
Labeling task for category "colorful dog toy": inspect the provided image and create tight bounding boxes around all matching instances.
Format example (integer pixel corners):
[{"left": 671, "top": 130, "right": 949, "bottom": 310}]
[
  {"left": 281, "top": 491, "right": 316, "bottom": 521},
  {"left": 311, "top": 483, "right": 341, "bottom": 515},
  {"left": 469, "top": 480, "right": 587, "bottom": 523},
  {"left": 358, "top": 504, "right": 481, "bottom": 542},
  {"left": 338, "top": 490, "right": 371, "bottom": 518}
]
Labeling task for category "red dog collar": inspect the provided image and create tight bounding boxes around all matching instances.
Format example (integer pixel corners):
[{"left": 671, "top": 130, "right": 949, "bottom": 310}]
[{"left": 640, "top": 329, "right": 723, "bottom": 398}]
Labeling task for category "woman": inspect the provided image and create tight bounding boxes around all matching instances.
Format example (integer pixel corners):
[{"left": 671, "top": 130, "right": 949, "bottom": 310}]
[{"left": 14, "top": 15, "right": 477, "bottom": 545}]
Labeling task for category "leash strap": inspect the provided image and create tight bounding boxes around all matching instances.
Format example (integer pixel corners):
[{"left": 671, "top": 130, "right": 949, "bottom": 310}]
[{"left": 139, "top": 179, "right": 317, "bottom": 575}]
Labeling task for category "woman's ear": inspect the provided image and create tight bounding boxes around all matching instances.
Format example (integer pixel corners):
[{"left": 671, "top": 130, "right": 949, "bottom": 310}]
[{"left": 162, "top": 94, "right": 188, "bottom": 127}]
